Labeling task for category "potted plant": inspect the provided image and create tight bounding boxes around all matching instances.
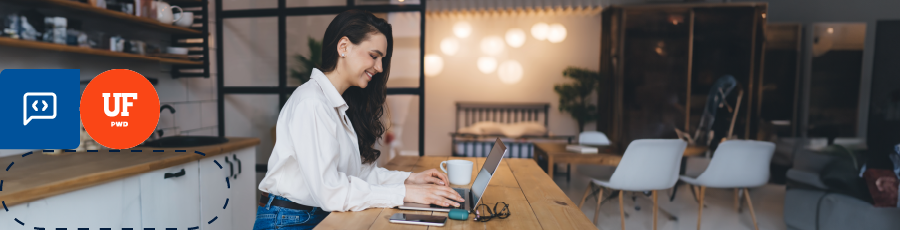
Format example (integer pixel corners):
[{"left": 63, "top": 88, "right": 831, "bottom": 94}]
[
  {"left": 553, "top": 67, "right": 602, "bottom": 133},
  {"left": 290, "top": 36, "right": 322, "bottom": 85}
]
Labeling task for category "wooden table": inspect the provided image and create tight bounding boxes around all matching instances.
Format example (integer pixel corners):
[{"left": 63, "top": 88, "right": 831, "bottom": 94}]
[
  {"left": 532, "top": 143, "right": 620, "bottom": 178},
  {"left": 533, "top": 143, "right": 707, "bottom": 177},
  {"left": 314, "top": 156, "right": 595, "bottom": 230}
]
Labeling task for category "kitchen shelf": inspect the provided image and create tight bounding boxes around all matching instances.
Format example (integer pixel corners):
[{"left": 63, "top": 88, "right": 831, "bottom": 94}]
[
  {"left": 0, "top": 37, "right": 203, "bottom": 65},
  {"left": 6, "top": 0, "right": 202, "bottom": 35}
]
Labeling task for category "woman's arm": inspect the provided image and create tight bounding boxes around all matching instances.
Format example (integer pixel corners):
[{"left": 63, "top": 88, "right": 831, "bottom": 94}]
[
  {"left": 361, "top": 164, "right": 450, "bottom": 185},
  {"left": 288, "top": 100, "right": 405, "bottom": 212},
  {"left": 359, "top": 162, "right": 411, "bottom": 185}
]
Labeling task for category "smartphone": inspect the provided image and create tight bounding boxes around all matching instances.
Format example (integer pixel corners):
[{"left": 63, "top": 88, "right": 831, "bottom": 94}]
[{"left": 389, "top": 213, "right": 447, "bottom": 226}]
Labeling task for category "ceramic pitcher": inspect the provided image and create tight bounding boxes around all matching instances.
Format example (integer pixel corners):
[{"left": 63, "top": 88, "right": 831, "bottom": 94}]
[{"left": 154, "top": 0, "right": 183, "bottom": 24}]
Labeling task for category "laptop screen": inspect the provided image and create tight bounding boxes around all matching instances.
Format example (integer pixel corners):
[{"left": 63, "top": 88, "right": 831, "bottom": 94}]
[{"left": 469, "top": 138, "right": 507, "bottom": 210}]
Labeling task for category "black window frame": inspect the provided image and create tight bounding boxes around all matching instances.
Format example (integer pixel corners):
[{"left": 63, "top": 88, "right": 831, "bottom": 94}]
[{"left": 215, "top": 0, "right": 427, "bottom": 156}]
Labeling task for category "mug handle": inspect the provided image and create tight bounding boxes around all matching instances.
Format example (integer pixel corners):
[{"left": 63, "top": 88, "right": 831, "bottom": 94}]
[
  {"left": 440, "top": 161, "right": 448, "bottom": 173},
  {"left": 171, "top": 6, "right": 184, "bottom": 23}
]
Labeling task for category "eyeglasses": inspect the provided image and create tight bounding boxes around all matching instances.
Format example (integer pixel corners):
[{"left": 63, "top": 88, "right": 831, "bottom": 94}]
[{"left": 474, "top": 202, "right": 511, "bottom": 222}]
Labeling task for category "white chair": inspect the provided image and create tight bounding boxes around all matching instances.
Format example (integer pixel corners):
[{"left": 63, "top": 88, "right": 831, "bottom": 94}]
[
  {"left": 580, "top": 131, "right": 612, "bottom": 146},
  {"left": 679, "top": 140, "right": 775, "bottom": 230},
  {"left": 569, "top": 131, "right": 614, "bottom": 180},
  {"left": 578, "top": 139, "right": 687, "bottom": 230}
]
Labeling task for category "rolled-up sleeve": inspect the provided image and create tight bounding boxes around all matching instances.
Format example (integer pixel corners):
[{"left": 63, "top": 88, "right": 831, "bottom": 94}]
[{"left": 288, "top": 100, "right": 406, "bottom": 212}]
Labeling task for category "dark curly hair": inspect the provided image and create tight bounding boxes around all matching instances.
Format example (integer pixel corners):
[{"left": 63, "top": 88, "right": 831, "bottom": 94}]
[{"left": 319, "top": 9, "right": 392, "bottom": 164}]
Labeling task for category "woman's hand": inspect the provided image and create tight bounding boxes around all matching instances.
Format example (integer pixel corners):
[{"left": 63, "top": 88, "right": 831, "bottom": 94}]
[
  {"left": 405, "top": 169, "right": 449, "bottom": 186},
  {"left": 404, "top": 184, "right": 466, "bottom": 207}
]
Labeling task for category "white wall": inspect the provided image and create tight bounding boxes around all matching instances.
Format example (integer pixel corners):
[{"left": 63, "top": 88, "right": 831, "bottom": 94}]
[{"left": 423, "top": 14, "right": 602, "bottom": 155}]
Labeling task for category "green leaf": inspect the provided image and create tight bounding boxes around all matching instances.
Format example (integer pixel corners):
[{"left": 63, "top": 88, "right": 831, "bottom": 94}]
[
  {"left": 290, "top": 36, "right": 323, "bottom": 85},
  {"left": 554, "top": 66, "right": 604, "bottom": 132}
]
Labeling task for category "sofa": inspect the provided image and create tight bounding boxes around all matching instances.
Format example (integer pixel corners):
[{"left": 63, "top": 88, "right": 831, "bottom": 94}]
[{"left": 784, "top": 147, "right": 900, "bottom": 230}]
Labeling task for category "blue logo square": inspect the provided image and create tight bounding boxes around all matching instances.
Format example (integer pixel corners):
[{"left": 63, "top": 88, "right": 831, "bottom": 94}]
[{"left": 0, "top": 69, "right": 80, "bottom": 149}]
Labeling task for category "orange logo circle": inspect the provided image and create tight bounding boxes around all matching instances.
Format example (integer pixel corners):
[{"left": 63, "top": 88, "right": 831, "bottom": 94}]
[{"left": 81, "top": 69, "right": 160, "bottom": 149}]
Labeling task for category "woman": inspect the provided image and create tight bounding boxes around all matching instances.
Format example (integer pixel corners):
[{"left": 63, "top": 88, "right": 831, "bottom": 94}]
[{"left": 254, "top": 10, "right": 464, "bottom": 230}]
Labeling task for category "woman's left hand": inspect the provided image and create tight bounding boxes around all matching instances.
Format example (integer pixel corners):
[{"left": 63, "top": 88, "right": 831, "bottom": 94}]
[{"left": 405, "top": 169, "right": 450, "bottom": 186}]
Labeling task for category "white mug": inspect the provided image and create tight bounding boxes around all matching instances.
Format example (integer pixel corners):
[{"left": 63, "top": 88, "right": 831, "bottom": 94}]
[
  {"left": 174, "top": 12, "right": 194, "bottom": 28},
  {"left": 440, "top": 160, "right": 473, "bottom": 185}
]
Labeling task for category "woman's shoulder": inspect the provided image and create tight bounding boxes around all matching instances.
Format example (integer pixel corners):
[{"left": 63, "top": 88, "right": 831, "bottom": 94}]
[{"left": 287, "top": 79, "right": 330, "bottom": 107}]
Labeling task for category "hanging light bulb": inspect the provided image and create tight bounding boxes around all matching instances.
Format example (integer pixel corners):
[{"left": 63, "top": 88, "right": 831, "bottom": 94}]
[
  {"left": 480, "top": 36, "right": 505, "bottom": 56},
  {"left": 531, "top": 22, "right": 549, "bottom": 41},
  {"left": 477, "top": 57, "right": 497, "bottom": 74},
  {"left": 498, "top": 60, "right": 523, "bottom": 84},
  {"left": 440, "top": 37, "right": 459, "bottom": 56},
  {"left": 547, "top": 23, "right": 567, "bottom": 43},
  {"left": 424, "top": 54, "right": 444, "bottom": 77},
  {"left": 505, "top": 28, "right": 526, "bottom": 48},
  {"left": 453, "top": 21, "right": 472, "bottom": 38}
]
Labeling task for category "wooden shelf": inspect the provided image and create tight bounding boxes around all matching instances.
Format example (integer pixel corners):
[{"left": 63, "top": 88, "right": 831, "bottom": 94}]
[
  {"left": 7, "top": 0, "right": 202, "bottom": 35},
  {"left": 0, "top": 37, "right": 203, "bottom": 65}
]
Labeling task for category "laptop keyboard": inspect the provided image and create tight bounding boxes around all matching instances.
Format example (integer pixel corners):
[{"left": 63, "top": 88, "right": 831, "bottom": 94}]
[{"left": 429, "top": 188, "right": 467, "bottom": 208}]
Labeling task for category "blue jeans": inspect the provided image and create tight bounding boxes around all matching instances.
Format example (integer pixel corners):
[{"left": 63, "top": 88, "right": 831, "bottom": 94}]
[{"left": 253, "top": 194, "right": 330, "bottom": 230}]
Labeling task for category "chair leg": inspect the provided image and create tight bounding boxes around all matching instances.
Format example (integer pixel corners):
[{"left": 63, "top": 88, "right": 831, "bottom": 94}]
[
  {"left": 652, "top": 190, "right": 658, "bottom": 230},
  {"left": 594, "top": 187, "right": 605, "bottom": 225},
  {"left": 734, "top": 188, "right": 740, "bottom": 212},
  {"left": 744, "top": 188, "right": 759, "bottom": 230},
  {"left": 619, "top": 190, "right": 625, "bottom": 230},
  {"left": 690, "top": 185, "right": 700, "bottom": 202},
  {"left": 669, "top": 182, "right": 680, "bottom": 202},
  {"left": 697, "top": 186, "right": 706, "bottom": 230},
  {"left": 579, "top": 183, "right": 593, "bottom": 208}
]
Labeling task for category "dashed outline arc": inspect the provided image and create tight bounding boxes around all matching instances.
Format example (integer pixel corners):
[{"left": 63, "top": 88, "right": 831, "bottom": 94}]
[{"left": 2, "top": 150, "right": 224, "bottom": 229}]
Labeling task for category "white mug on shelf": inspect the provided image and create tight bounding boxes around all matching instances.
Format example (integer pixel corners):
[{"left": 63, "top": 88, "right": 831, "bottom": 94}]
[
  {"left": 440, "top": 160, "right": 473, "bottom": 186},
  {"left": 174, "top": 12, "right": 193, "bottom": 28},
  {"left": 154, "top": 0, "right": 183, "bottom": 24}
]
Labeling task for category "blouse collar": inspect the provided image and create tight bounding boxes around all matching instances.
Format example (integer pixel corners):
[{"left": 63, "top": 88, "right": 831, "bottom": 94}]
[{"left": 310, "top": 68, "right": 349, "bottom": 112}]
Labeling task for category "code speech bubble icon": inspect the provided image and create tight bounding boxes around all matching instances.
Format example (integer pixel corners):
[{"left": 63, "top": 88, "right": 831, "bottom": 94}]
[{"left": 23, "top": 92, "right": 57, "bottom": 125}]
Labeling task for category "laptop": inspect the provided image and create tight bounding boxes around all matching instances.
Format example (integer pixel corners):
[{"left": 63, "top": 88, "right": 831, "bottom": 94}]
[{"left": 397, "top": 138, "right": 507, "bottom": 213}]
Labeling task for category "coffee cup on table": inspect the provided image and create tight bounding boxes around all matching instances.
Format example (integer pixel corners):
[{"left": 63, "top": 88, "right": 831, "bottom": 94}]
[{"left": 440, "top": 160, "right": 473, "bottom": 186}]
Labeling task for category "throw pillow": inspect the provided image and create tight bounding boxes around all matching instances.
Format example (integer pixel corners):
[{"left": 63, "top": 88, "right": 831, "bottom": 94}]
[
  {"left": 519, "top": 122, "right": 547, "bottom": 136},
  {"left": 467, "top": 121, "right": 503, "bottom": 136},
  {"left": 862, "top": 168, "right": 899, "bottom": 207},
  {"left": 821, "top": 158, "right": 872, "bottom": 202}
]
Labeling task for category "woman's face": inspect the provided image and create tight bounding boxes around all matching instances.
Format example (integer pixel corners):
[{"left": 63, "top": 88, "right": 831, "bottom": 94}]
[{"left": 340, "top": 32, "right": 387, "bottom": 89}]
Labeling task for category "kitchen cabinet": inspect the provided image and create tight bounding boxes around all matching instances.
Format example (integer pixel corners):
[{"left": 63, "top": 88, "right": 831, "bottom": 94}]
[
  {"left": 3, "top": 176, "right": 142, "bottom": 229},
  {"left": 230, "top": 147, "right": 258, "bottom": 229},
  {"left": 3, "top": 147, "right": 257, "bottom": 229},
  {"left": 140, "top": 161, "right": 201, "bottom": 228},
  {"left": 199, "top": 154, "right": 233, "bottom": 230},
  {"left": 199, "top": 147, "right": 257, "bottom": 230}
]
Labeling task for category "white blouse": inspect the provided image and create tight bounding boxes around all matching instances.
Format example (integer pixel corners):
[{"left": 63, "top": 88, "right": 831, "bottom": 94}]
[{"left": 258, "top": 68, "right": 411, "bottom": 212}]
